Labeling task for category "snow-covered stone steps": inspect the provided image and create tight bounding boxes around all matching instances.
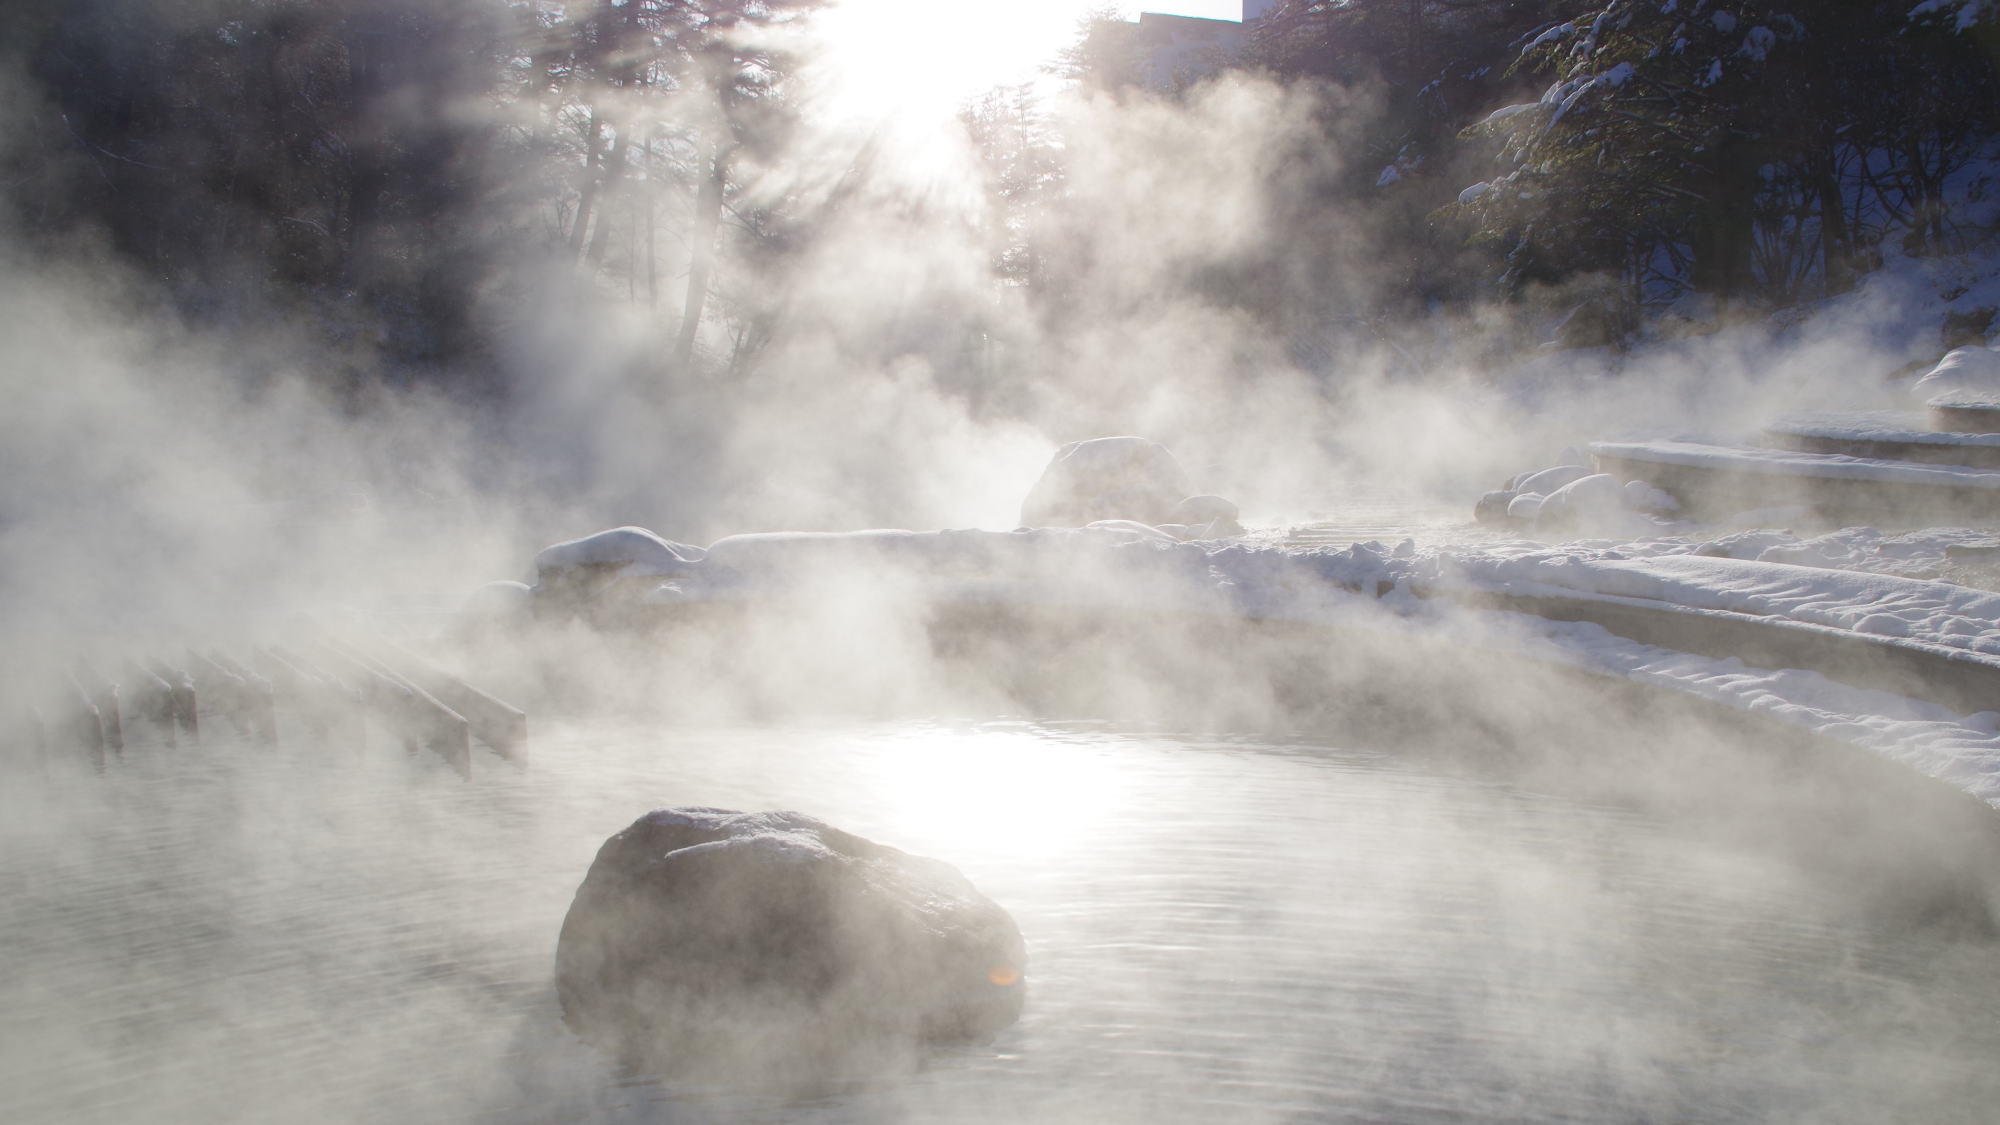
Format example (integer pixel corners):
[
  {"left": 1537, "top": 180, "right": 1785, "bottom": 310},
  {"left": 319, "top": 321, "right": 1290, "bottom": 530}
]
[
  {"left": 1429, "top": 550, "right": 2000, "bottom": 721},
  {"left": 1589, "top": 438, "right": 2000, "bottom": 525},
  {"left": 1762, "top": 410, "right": 2000, "bottom": 469},
  {"left": 1442, "top": 585, "right": 2000, "bottom": 719}
]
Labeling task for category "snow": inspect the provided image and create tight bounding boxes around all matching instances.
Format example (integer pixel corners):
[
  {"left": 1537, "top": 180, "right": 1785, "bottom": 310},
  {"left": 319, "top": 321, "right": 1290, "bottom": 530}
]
[
  {"left": 1755, "top": 525, "right": 2000, "bottom": 578},
  {"left": 1479, "top": 104, "right": 1536, "bottom": 127},
  {"left": 1710, "top": 10, "right": 1738, "bottom": 34},
  {"left": 1458, "top": 181, "right": 1494, "bottom": 205},
  {"left": 1910, "top": 0, "right": 1990, "bottom": 33},
  {"left": 1623, "top": 479, "right": 1680, "bottom": 512},
  {"left": 1438, "top": 549, "right": 2000, "bottom": 658},
  {"left": 1525, "top": 22, "right": 1576, "bottom": 52},
  {"left": 1513, "top": 464, "right": 1590, "bottom": 493},
  {"left": 1592, "top": 438, "right": 2000, "bottom": 488},
  {"left": 1538, "top": 472, "right": 1627, "bottom": 523},
  {"left": 1375, "top": 165, "right": 1402, "bottom": 187}
]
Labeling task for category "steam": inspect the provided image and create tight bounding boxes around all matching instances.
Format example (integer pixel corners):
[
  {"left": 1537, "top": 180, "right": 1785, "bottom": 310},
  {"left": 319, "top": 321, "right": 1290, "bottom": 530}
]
[{"left": 3, "top": 6, "right": 1998, "bottom": 1122}]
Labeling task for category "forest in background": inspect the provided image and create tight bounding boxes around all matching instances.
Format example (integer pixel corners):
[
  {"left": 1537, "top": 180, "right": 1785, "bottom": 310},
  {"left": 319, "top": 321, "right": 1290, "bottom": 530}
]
[{"left": 4, "top": 0, "right": 1998, "bottom": 407}]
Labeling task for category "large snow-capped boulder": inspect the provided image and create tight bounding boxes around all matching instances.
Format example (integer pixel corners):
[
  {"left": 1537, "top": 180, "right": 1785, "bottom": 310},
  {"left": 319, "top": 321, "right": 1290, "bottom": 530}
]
[
  {"left": 1911, "top": 346, "right": 2000, "bottom": 404},
  {"left": 1020, "top": 437, "right": 1195, "bottom": 528},
  {"left": 1478, "top": 464, "right": 1679, "bottom": 531},
  {"left": 1512, "top": 464, "right": 1591, "bottom": 495},
  {"left": 1536, "top": 472, "right": 1627, "bottom": 527},
  {"left": 555, "top": 808, "right": 1026, "bottom": 1085},
  {"left": 533, "top": 526, "right": 706, "bottom": 612},
  {"left": 535, "top": 526, "right": 706, "bottom": 583},
  {"left": 1474, "top": 489, "right": 1517, "bottom": 525}
]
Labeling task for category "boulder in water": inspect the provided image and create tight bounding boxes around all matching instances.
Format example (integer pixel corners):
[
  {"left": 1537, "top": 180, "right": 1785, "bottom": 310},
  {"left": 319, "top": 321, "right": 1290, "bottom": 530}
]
[{"left": 554, "top": 808, "right": 1026, "bottom": 1087}]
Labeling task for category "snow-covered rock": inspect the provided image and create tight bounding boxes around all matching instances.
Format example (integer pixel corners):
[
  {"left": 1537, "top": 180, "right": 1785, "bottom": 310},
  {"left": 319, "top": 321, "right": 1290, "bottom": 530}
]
[
  {"left": 535, "top": 526, "right": 706, "bottom": 584},
  {"left": 1623, "top": 479, "right": 1681, "bottom": 513},
  {"left": 1020, "top": 436, "right": 1195, "bottom": 529},
  {"left": 1475, "top": 489, "right": 1518, "bottom": 525},
  {"left": 554, "top": 808, "right": 1025, "bottom": 1083},
  {"left": 1513, "top": 464, "right": 1592, "bottom": 495},
  {"left": 1537, "top": 473, "right": 1626, "bottom": 526},
  {"left": 1173, "top": 494, "right": 1243, "bottom": 538},
  {"left": 1911, "top": 346, "right": 2000, "bottom": 403}
]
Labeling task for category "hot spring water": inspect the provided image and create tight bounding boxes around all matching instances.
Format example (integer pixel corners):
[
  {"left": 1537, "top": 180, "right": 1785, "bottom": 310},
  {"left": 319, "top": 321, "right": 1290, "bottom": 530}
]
[{"left": 4, "top": 717, "right": 1998, "bottom": 1123}]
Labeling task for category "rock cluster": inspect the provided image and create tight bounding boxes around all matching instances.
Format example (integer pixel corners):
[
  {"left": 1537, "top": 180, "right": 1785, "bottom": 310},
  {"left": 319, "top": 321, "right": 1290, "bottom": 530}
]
[{"left": 1476, "top": 464, "right": 1679, "bottom": 532}]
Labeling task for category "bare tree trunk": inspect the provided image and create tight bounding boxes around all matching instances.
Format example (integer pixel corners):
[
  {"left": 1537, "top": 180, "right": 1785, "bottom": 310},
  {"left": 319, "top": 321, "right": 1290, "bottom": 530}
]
[
  {"left": 1693, "top": 134, "right": 1759, "bottom": 301},
  {"left": 674, "top": 137, "right": 730, "bottom": 369},
  {"left": 586, "top": 121, "right": 631, "bottom": 266},
  {"left": 643, "top": 138, "right": 658, "bottom": 305},
  {"left": 1809, "top": 139, "right": 1853, "bottom": 294},
  {"left": 569, "top": 109, "right": 607, "bottom": 259}
]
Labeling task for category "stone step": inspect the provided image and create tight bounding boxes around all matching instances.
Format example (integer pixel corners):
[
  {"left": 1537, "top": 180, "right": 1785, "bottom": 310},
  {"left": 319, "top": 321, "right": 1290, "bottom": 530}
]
[
  {"left": 1762, "top": 410, "right": 2000, "bottom": 470},
  {"left": 1590, "top": 439, "right": 2000, "bottom": 526},
  {"left": 1931, "top": 398, "right": 2000, "bottom": 434}
]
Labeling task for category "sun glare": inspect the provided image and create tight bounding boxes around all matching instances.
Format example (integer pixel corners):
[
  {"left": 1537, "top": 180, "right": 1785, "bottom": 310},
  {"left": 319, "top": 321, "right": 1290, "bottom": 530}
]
[
  {"left": 809, "top": 0, "right": 1104, "bottom": 122},
  {"left": 864, "top": 726, "right": 1131, "bottom": 863}
]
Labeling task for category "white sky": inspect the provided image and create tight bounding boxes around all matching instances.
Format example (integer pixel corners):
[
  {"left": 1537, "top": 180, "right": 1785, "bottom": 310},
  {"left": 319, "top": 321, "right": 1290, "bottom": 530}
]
[
  {"left": 1146, "top": 2, "right": 1250, "bottom": 18},
  {"left": 810, "top": 1, "right": 1254, "bottom": 124}
]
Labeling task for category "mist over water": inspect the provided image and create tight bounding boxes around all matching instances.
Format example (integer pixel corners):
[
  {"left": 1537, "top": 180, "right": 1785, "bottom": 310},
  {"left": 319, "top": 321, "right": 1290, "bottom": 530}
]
[{"left": 8, "top": 718, "right": 2000, "bottom": 1125}]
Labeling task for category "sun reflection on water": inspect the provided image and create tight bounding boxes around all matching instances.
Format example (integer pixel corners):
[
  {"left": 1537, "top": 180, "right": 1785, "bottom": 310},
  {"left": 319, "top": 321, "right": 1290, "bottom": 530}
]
[{"left": 853, "top": 724, "right": 1133, "bottom": 864}]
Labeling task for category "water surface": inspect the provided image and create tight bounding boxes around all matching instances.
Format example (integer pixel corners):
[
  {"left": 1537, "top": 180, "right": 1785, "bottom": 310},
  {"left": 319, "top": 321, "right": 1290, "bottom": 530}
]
[{"left": 3, "top": 717, "right": 1996, "bottom": 1123}]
